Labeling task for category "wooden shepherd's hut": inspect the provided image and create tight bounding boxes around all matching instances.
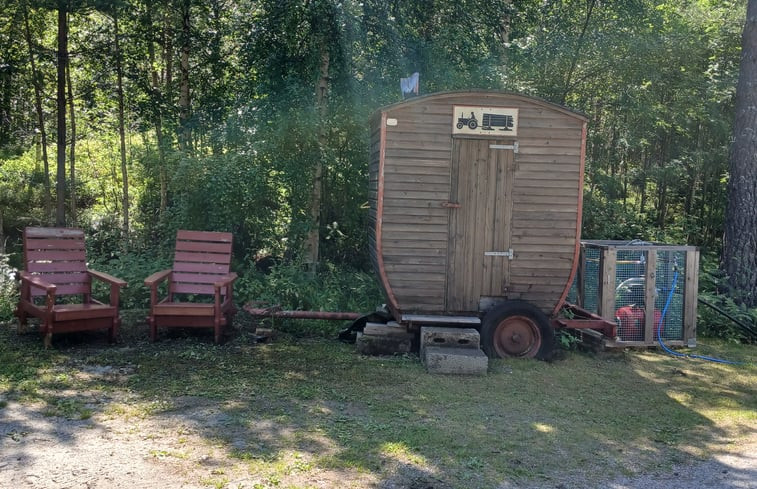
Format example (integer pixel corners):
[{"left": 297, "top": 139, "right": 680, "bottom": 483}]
[{"left": 368, "top": 91, "right": 588, "bottom": 359}]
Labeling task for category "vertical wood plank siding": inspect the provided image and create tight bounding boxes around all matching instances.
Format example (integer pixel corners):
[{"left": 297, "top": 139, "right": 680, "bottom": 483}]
[{"left": 369, "top": 92, "right": 587, "bottom": 316}]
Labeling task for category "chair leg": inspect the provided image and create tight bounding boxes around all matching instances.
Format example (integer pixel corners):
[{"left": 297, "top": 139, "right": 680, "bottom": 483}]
[
  {"left": 43, "top": 323, "right": 53, "bottom": 349},
  {"left": 109, "top": 317, "right": 120, "bottom": 344},
  {"left": 148, "top": 317, "right": 157, "bottom": 342},
  {"left": 214, "top": 324, "right": 222, "bottom": 344},
  {"left": 16, "top": 308, "right": 28, "bottom": 334}
]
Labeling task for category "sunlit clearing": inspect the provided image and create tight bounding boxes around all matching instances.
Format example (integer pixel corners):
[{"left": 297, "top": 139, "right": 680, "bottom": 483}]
[
  {"left": 532, "top": 422, "right": 555, "bottom": 434},
  {"left": 380, "top": 442, "right": 428, "bottom": 466}
]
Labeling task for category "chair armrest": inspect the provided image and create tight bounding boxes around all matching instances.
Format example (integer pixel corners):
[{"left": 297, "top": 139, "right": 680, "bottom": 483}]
[
  {"left": 145, "top": 269, "right": 172, "bottom": 308},
  {"left": 88, "top": 269, "right": 127, "bottom": 288},
  {"left": 214, "top": 272, "right": 238, "bottom": 289},
  {"left": 213, "top": 273, "right": 238, "bottom": 321},
  {"left": 144, "top": 269, "right": 172, "bottom": 287},
  {"left": 19, "top": 271, "right": 57, "bottom": 312},
  {"left": 19, "top": 272, "right": 57, "bottom": 293}
]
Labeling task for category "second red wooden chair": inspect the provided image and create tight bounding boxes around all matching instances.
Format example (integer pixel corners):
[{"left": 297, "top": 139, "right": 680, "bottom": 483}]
[{"left": 144, "top": 230, "right": 237, "bottom": 343}]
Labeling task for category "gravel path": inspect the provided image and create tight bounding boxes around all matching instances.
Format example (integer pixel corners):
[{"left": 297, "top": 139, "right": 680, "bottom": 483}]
[{"left": 2, "top": 397, "right": 754, "bottom": 489}]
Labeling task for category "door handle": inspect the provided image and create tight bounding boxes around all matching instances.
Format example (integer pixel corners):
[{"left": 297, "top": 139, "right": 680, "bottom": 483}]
[{"left": 441, "top": 202, "right": 461, "bottom": 208}]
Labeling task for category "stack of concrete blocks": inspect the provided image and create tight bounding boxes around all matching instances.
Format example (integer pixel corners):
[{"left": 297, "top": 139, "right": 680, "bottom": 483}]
[
  {"left": 420, "top": 326, "right": 488, "bottom": 376},
  {"left": 356, "top": 321, "right": 414, "bottom": 356}
]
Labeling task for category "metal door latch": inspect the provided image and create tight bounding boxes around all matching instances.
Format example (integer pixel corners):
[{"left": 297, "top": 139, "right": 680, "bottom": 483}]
[
  {"left": 485, "top": 249, "right": 514, "bottom": 260},
  {"left": 489, "top": 142, "right": 519, "bottom": 153}
]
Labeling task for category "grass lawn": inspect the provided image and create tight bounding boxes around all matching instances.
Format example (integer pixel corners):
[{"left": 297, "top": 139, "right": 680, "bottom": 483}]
[{"left": 0, "top": 312, "right": 754, "bottom": 488}]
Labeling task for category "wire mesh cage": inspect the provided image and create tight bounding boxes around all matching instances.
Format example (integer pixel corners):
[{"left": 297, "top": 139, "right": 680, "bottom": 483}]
[{"left": 568, "top": 240, "right": 699, "bottom": 347}]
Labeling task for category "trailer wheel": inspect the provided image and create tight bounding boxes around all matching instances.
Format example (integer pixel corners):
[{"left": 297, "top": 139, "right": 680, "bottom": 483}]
[{"left": 481, "top": 301, "right": 554, "bottom": 359}]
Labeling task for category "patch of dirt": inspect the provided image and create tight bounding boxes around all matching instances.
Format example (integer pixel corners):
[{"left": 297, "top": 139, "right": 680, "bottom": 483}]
[
  {"left": 0, "top": 328, "right": 754, "bottom": 489},
  {"left": 1, "top": 390, "right": 755, "bottom": 489},
  {"left": 0, "top": 393, "right": 379, "bottom": 489}
]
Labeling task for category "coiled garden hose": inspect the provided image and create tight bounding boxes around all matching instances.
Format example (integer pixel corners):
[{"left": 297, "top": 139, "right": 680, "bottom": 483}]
[{"left": 656, "top": 270, "right": 743, "bottom": 365}]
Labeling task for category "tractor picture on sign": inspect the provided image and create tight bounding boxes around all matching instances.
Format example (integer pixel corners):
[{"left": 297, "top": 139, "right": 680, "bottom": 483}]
[{"left": 456, "top": 112, "right": 478, "bottom": 130}]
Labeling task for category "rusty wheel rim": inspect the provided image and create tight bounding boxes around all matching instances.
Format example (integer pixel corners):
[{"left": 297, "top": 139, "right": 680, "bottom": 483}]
[{"left": 493, "top": 315, "right": 541, "bottom": 358}]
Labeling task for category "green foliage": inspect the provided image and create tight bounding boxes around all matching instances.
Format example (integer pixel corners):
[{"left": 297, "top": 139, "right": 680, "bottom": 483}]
[
  {"left": 0, "top": 254, "right": 18, "bottom": 322},
  {"left": 236, "top": 260, "right": 384, "bottom": 336},
  {"left": 0, "top": 0, "right": 752, "bottom": 314},
  {"left": 581, "top": 190, "right": 648, "bottom": 240},
  {"left": 168, "top": 152, "right": 282, "bottom": 255},
  {"left": 697, "top": 254, "right": 757, "bottom": 342},
  {"left": 555, "top": 329, "right": 581, "bottom": 350},
  {"left": 88, "top": 249, "right": 172, "bottom": 310},
  {"left": 0, "top": 148, "right": 50, "bottom": 232}
]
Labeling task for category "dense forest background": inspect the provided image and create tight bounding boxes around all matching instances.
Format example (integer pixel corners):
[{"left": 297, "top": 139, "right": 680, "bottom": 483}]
[{"left": 0, "top": 0, "right": 754, "bottom": 337}]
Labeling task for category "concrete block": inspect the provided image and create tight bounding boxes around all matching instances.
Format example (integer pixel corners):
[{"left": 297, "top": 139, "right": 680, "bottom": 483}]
[
  {"left": 356, "top": 332, "right": 412, "bottom": 356},
  {"left": 420, "top": 326, "right": 480, "bottom": 360},
  {"left": 254, "top": 328, "right": 276, "bottom": 343},
  {"left": 423, "top": 346, "right": 488, "bottom": 376},
  {"left": 363, "top": 322, "right": 411, "bottom": 337}
]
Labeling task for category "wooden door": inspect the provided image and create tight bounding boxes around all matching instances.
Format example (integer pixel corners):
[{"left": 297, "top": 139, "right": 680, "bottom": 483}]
[{"left": 446, "top": 138, "right": 515, "bottom": 312}]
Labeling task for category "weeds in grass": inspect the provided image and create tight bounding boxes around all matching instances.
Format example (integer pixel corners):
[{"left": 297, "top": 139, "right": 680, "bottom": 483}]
[{"left": 0, "top": 321, "right": 754, "bottom": 488}]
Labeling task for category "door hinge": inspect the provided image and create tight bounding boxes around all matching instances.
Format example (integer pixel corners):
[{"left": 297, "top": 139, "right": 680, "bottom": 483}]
[
  {"left": 489, "top": 141, "right": 518, "bottom": 153},
  {"left": 484, "top": 249, "right": 514, "bottom": 260}
]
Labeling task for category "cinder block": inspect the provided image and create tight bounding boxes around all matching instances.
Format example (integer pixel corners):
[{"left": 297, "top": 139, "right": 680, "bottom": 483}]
[
  {"left": 423, "top": 346, "right": 488, "bottom": 376},
  {"left": 420, "top": 326, "right": 480, "bottom": 360},
  {"left": 363, "top": 322, "right": 410, "bottom": 337},
  {"left": 356, "top": 332, "right": 412, "bottom": 356}
]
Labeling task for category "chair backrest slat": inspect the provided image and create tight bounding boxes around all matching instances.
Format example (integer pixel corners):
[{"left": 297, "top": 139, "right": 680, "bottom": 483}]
[
  {"left": 172, "top": 272, "right": 223, "bottom": 284},
  {"left": 171, "top": 230, "right": 233, "bottom": 296},
  {"left": 173, "top": 283, "right": 223, "bottom": 295},
  {"left": 25, "top": 249, "right": 87, "bottom": 262},
  {"left": 45, "top": 283, "right": 92, "bottom": 296},
  {"left": 174, "top": 251, "right": 231, "bottom": 265},
  {"left": 23, "top": 227, "right": 90, "bottom": 297},
  {"left": 173, "top": 261, "right": 229, "bottom": 274}
]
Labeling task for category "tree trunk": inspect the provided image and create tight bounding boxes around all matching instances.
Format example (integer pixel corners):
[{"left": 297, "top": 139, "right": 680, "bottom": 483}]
[
  {"left": 639, "top": 150, "right": 648, "bottom": 214},
  {"left": 55, "top": 4, "right": 68, "bottom": 227},
  {"left": 723, "top": 0, "right": 757, "bottom": 307},
  {"left": 561, "top": 0, "right": 597, "bottom": 105},
  {"left": 497, "top": 0, "right": 512, "bottom": 67},
  {"left": 146, "top": 3, "right": 169, "bottom": 218},
  {"left": 304, "top": 47, "right": 330, "bottom": 274},
  {"left": 24, "top": 10, "right": 53, "bottom": 224},
  {"left": 66, "top": 52, "right": 76, "bottom": 224},
  {"left": 178, "top": 0, "right": 191, "bottom": 153},
  {"left": 160, "top": 6, "right": 173, "bottom": 216},
  {"left": 114, "top": 15, "right": 130, "bottom": 238}
]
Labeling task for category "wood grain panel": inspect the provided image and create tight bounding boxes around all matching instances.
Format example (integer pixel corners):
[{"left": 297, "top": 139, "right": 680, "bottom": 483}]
[{"left": 371, "top": 91, "right": 586, "bottom": 316}]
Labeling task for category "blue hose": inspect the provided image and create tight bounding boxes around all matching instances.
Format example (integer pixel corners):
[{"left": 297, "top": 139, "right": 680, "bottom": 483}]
[{"left": 656, "top": 270, "right": 743, "bottom": 365}]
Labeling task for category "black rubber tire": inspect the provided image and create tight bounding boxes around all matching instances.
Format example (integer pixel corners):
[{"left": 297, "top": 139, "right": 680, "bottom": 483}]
[
  {"left": 468, "top": 120, "right": 478, "bottom": 130},
  {"left": 337, "top": 311, "right": 392, "bottom": 343},
  {"left": 480, "top": 300, "right": 555, "bottom": 360},
  {"left": 456, "top": 122, "right": 464, "bottom": 129}
]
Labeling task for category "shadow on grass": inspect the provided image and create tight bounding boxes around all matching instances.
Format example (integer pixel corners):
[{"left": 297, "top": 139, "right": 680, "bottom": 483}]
[{"left": 0, "top": 315, "right": 754, "bottom": 489}]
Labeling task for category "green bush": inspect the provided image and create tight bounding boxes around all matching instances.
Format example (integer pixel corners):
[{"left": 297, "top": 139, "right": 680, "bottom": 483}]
[
  {"left": 697, "top": 256, "right": 757, "bottom": 342},
  {"left": 89, "top": 251, "right": 172, "bottom": 310},
  {"left": 235, "top": 260, "right": 384, "bottom": 336},
  {"left": 0, "top": 254, "right": 18, "bottom": 322}
]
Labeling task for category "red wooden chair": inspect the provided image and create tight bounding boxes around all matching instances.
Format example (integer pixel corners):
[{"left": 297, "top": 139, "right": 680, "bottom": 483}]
[
  {"left": 15, "top": 227, "right": 127, "bottom": 348},
  {"left": 144, "top": 230, "right": 237, "bottom": 343}
]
